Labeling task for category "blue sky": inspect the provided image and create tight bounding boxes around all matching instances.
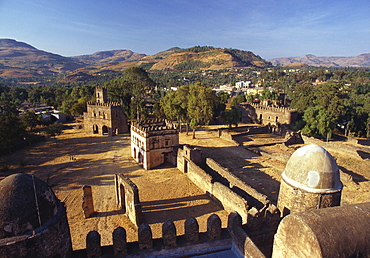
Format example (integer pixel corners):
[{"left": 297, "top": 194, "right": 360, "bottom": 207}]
[{"left": 0, "top": 0, "right": 369, "bottom": 59}]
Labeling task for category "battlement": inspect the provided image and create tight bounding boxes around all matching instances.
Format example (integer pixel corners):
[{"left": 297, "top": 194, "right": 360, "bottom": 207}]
[
  {"left": 76, "top": 212, "right": 263, "bottom": 257},
  {"left": 240, "top": 103, "right": 296, "bottom": 113},
  {"left": 87, "top": 101, "right": 121, "bottom": 107},
  {"left": 131, "top": 119, "right": 178, "bottom": 137},
  {"left": 237, "top": 103, "right": 297, "bottom": 126}
]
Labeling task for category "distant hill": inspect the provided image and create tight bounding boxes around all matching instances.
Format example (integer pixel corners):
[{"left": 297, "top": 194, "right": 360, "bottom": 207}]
[
  {"left": 0, "top": 39, "right": 86, "bottom": 77},
  {"left": 147, "top": 46, "right": 270, "bottom": 71},
  {"left": 0, "top": 40, "right": 271, "bottom": 79},
  {"left": 71, "top": 50, "right": 146, "bottom": 65},
  {"left": 269, "top": 53, "right": 370, "bottom": 67}
]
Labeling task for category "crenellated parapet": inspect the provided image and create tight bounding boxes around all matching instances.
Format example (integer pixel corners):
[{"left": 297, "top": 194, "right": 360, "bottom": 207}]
[
  {"left": 87, "top": 101, "right": 122, "bottom": 107},
  {"left": 240, "top": 103, "right": 297, "bottom": 113},
  {"left": 82, "top": 213, "right": 236, "bottom": 257},
  {"left": 131, "top": 119, "right": 178, "bottom": 137},
  {"left": 237, "top": 103, "right": 297, "bottom": 126}
]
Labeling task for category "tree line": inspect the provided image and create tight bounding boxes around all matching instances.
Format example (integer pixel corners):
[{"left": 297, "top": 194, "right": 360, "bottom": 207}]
[{"left": 1, "top": 65, "right": 369, "bottom": 154}]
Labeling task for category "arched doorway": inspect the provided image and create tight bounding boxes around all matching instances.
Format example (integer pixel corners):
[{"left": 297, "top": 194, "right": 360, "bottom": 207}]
[
  {"left": 133, "top": 148, "right": 137, "bottom": 159},
  {"left": 138, "top": 152, "right": 144, "bottom": 165},
  {"left": 184, "top": 159, "right": 189, "bottom": 173},
  {"left": 102, "top": 125, "right": 108, "bottom": 135},
  {"left": 93, "top": 125, "right": 99, "bottom": 134},
  {"left": 119, "top": 184, "right": 126, "bottom": 212}
]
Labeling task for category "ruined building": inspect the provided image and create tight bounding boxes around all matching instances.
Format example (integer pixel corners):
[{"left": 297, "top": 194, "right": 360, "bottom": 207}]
[
  {"left": 238, "top": 103, "right": 297, "bottom": 127},
  {"left": 1, "top": 143, "right": 369, "bottom": 257},
  {"left": 131, "top": 119, "right": 179, "bottom": 170},
  {"left": 83, "top": 87, "right": 128, "bottom": 136}
]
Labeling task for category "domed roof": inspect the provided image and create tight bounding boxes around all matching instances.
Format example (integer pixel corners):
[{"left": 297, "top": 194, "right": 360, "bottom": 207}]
[
  {"left": 0, "top": 173, "right": 59, "bottom": 238},
  {"left": 282, "top": 144, "right": 342, "bottom": 193}
]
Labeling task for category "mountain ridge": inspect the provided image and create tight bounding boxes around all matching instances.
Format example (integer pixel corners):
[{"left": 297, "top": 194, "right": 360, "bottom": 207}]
[
  {"left": 0, "top": 39, "right": 369, "bottom": 80},
  {"left": 269, "top": 53, "right": 370, "bottom": 67}
]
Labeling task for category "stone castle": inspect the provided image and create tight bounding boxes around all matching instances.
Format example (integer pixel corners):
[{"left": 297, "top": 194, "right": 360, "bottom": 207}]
[
  {"left": 130, "top": 119, "right": 179, "bottom": 170},
  {"left": 238, "top": 103, "right": 297, "bottom": 127},
  {"left": 2, "top": 117, "right": 369, "bottom": 257},
  {"left": 1, "top": 89, "right": 369, "bottom": 257},
  {"left": 83, "top": 87, "right": 128, "bottom": 136}
]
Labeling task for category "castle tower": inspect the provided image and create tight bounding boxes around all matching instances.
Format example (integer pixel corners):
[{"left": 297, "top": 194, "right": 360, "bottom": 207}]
[
  {"left": 0, "top": 173, "right": 72, "bottom": 257},
  {"left": 277, "top": 144, "right": 343, "bottom": 217},
  {"left": 95, "top": 87, "right": 108, "bottom": 104}
]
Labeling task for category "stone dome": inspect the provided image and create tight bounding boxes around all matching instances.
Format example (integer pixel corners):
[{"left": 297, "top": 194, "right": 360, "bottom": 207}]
[
  {"left": 282, "top": 144, "right": 342, "bottom": 193},
  {"left": 0, "top": 173, "right": 59, "bottom": 238}
]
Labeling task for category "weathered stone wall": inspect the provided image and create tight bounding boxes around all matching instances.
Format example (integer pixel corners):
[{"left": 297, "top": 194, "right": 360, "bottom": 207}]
[
  {"left": 272, "top": 202, "right": 370, "bottom": 258},
  {"left": 238, "top": 103, "right": 297, "bottom": 126},
  {"left": 206, "top": 158, "right": 269, "bottom": 208},
  {"left": 211, "top": 182, "right": 249, "bottom": 223},
  {"left": 228, "top": 212, "right": 266, "bottom": 258},
  {"left": 302, "top": 135, "right": 370, "bottom": 160},
  {"left": 84, "top": 103, "right": 128, "bottom": 136},
  {"left": 78, "top": 213, "right": 267, "bottom": 258},
  {"left": 277, "top": 180, "right": 341, "bottom": 216},
  {"left": 0, "top": 203, "right": 72, "bottom": 258},
  {"left": 177, "top": 146, "right": 280, "bottom": 229},
  {"left": 114, "top": 174, "right": 143, "bottom": 227},
  {"left": 131, "top": 119, "right": 179, "bottom": 170},
  {"left": 218, "top": 130, "right": 240, "bottom": 146}
]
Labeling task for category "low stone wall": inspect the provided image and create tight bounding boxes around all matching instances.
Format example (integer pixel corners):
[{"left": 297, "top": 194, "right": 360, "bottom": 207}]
[
  {"left": 302, "top": 135, "right": 370, "bottom": 160},
  {"left": 211, "top": 182, "right": 249, "bottom": 223},
  {"left": 206, "top": 158, "right": 269, "bottom": 208},
  {"left": 218, "top": 130, "right": 240, "bottom": 146},
  {"left": 114, "top": 174, "right": 143, "bottom": 227},
  {"left": 78, "top": 214, "right": 236, "bottom": 257},
  {"left": 186, "top": 161, "right": 213, "bottom": 193}
]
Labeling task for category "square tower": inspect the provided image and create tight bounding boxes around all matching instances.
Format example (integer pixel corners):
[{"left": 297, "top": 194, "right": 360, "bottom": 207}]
[{"left": 95, "top": 87, "right": 108, "bottom": 104}]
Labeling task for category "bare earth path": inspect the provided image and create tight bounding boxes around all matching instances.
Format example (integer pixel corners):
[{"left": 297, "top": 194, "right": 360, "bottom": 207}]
[
  {"left": 1, "top": 123, "right": 370, "bottom": 250},
  {"left": 1, "top": 125, "right": 228, "bottom": 250}
]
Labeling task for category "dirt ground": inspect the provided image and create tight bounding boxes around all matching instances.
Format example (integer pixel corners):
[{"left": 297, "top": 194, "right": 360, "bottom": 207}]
[{"left": 1, "top": 123, "right": 369, "bottom": 251}]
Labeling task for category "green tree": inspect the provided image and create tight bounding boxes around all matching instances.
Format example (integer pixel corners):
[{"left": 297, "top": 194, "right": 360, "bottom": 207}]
[
  {"left": 187, "top": 83, "right": 218, "bottom": 139},
  {"left": 221, "top": 107, "right": 241, "bottom": 128},
  {"left": 106, "top": 66, "right": 155, "bottom": 120},
  {"left": 302, "top": 106, "right": 333, "bottom": 139},
  {"left": 20, "top": 111, "right": 38, "bottom": 131},
  {"left": 45, "top": 122, "right": 63, "bottom": 141},
  {"left": 0, "top": 100, "right": 25, "bottom": 153},
  {"left": 160, "top": 85, "right": 191, "bottom": 134},
  {"left": 231, "top": 94, "right": 246, "bottom": 107},
  {"left": 290, "top": 84, "right": 315, "bottom": 113}
]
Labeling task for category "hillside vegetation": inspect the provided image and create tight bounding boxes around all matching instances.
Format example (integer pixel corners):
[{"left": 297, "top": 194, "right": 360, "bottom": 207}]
[
  {"left": 269, "top": 53, "right": 370, "bottom": 67},
  {"left": 0, "top": 39, "right": 85, "bottom": 76}
]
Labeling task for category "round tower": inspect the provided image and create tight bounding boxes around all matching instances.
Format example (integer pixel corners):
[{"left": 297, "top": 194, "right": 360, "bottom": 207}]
[
  {"left": 0, "top": 173, "right": 72, "bottom": 257},
  {"left": 277, "top": 144, "right": 343, "bottom": 216}
]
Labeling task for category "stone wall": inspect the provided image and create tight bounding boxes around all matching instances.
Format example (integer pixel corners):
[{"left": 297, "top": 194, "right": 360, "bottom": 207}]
[
  {"left": 206, "top": 158, "right": 270, "bottom": 208},
  {"left": 77, "top": 213, "right": 265, "bottom": 258},
  {"left": 131, "top": 119, "right": 179, "bottom": 170},
  {"left": 0, "top": 203, "right": 72, "bottom": 258},
  {"left": 84, "top": 103, "right": 128, "bottom": 136},
  {"left": 114, "top": 174, "right": 143, "bottom": 227},
  {"left": 238, "top": 103, "right": 297, "bottom": 126},
  {"left": 272, "top": 202, "right": 370, "bottom": 258},
  {"left": 177, "top": 145, "right": 281, "bottom": 239},
  {"left": 277, "top": 179, "right": 341, "bottom": 216},
  {"left": 217, "top": 130, "right": 241, "bottom": 146},
  {"left": 302, "top": 135, "right": 370, "bottom": 160}
]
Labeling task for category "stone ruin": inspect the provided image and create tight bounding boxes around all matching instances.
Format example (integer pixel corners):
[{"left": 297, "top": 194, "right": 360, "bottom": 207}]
[
  {"left": 1, "top": 143, "right": 370, "bottom": 257},
  {"left": 237, "top": 103, "right": 297, "bottom": 136},
  {"left": 131, "top": 118, "right": 179, "bottom": 170},
  {"left": 83, "top": 87, "right": 129, "bottom": 136}
]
